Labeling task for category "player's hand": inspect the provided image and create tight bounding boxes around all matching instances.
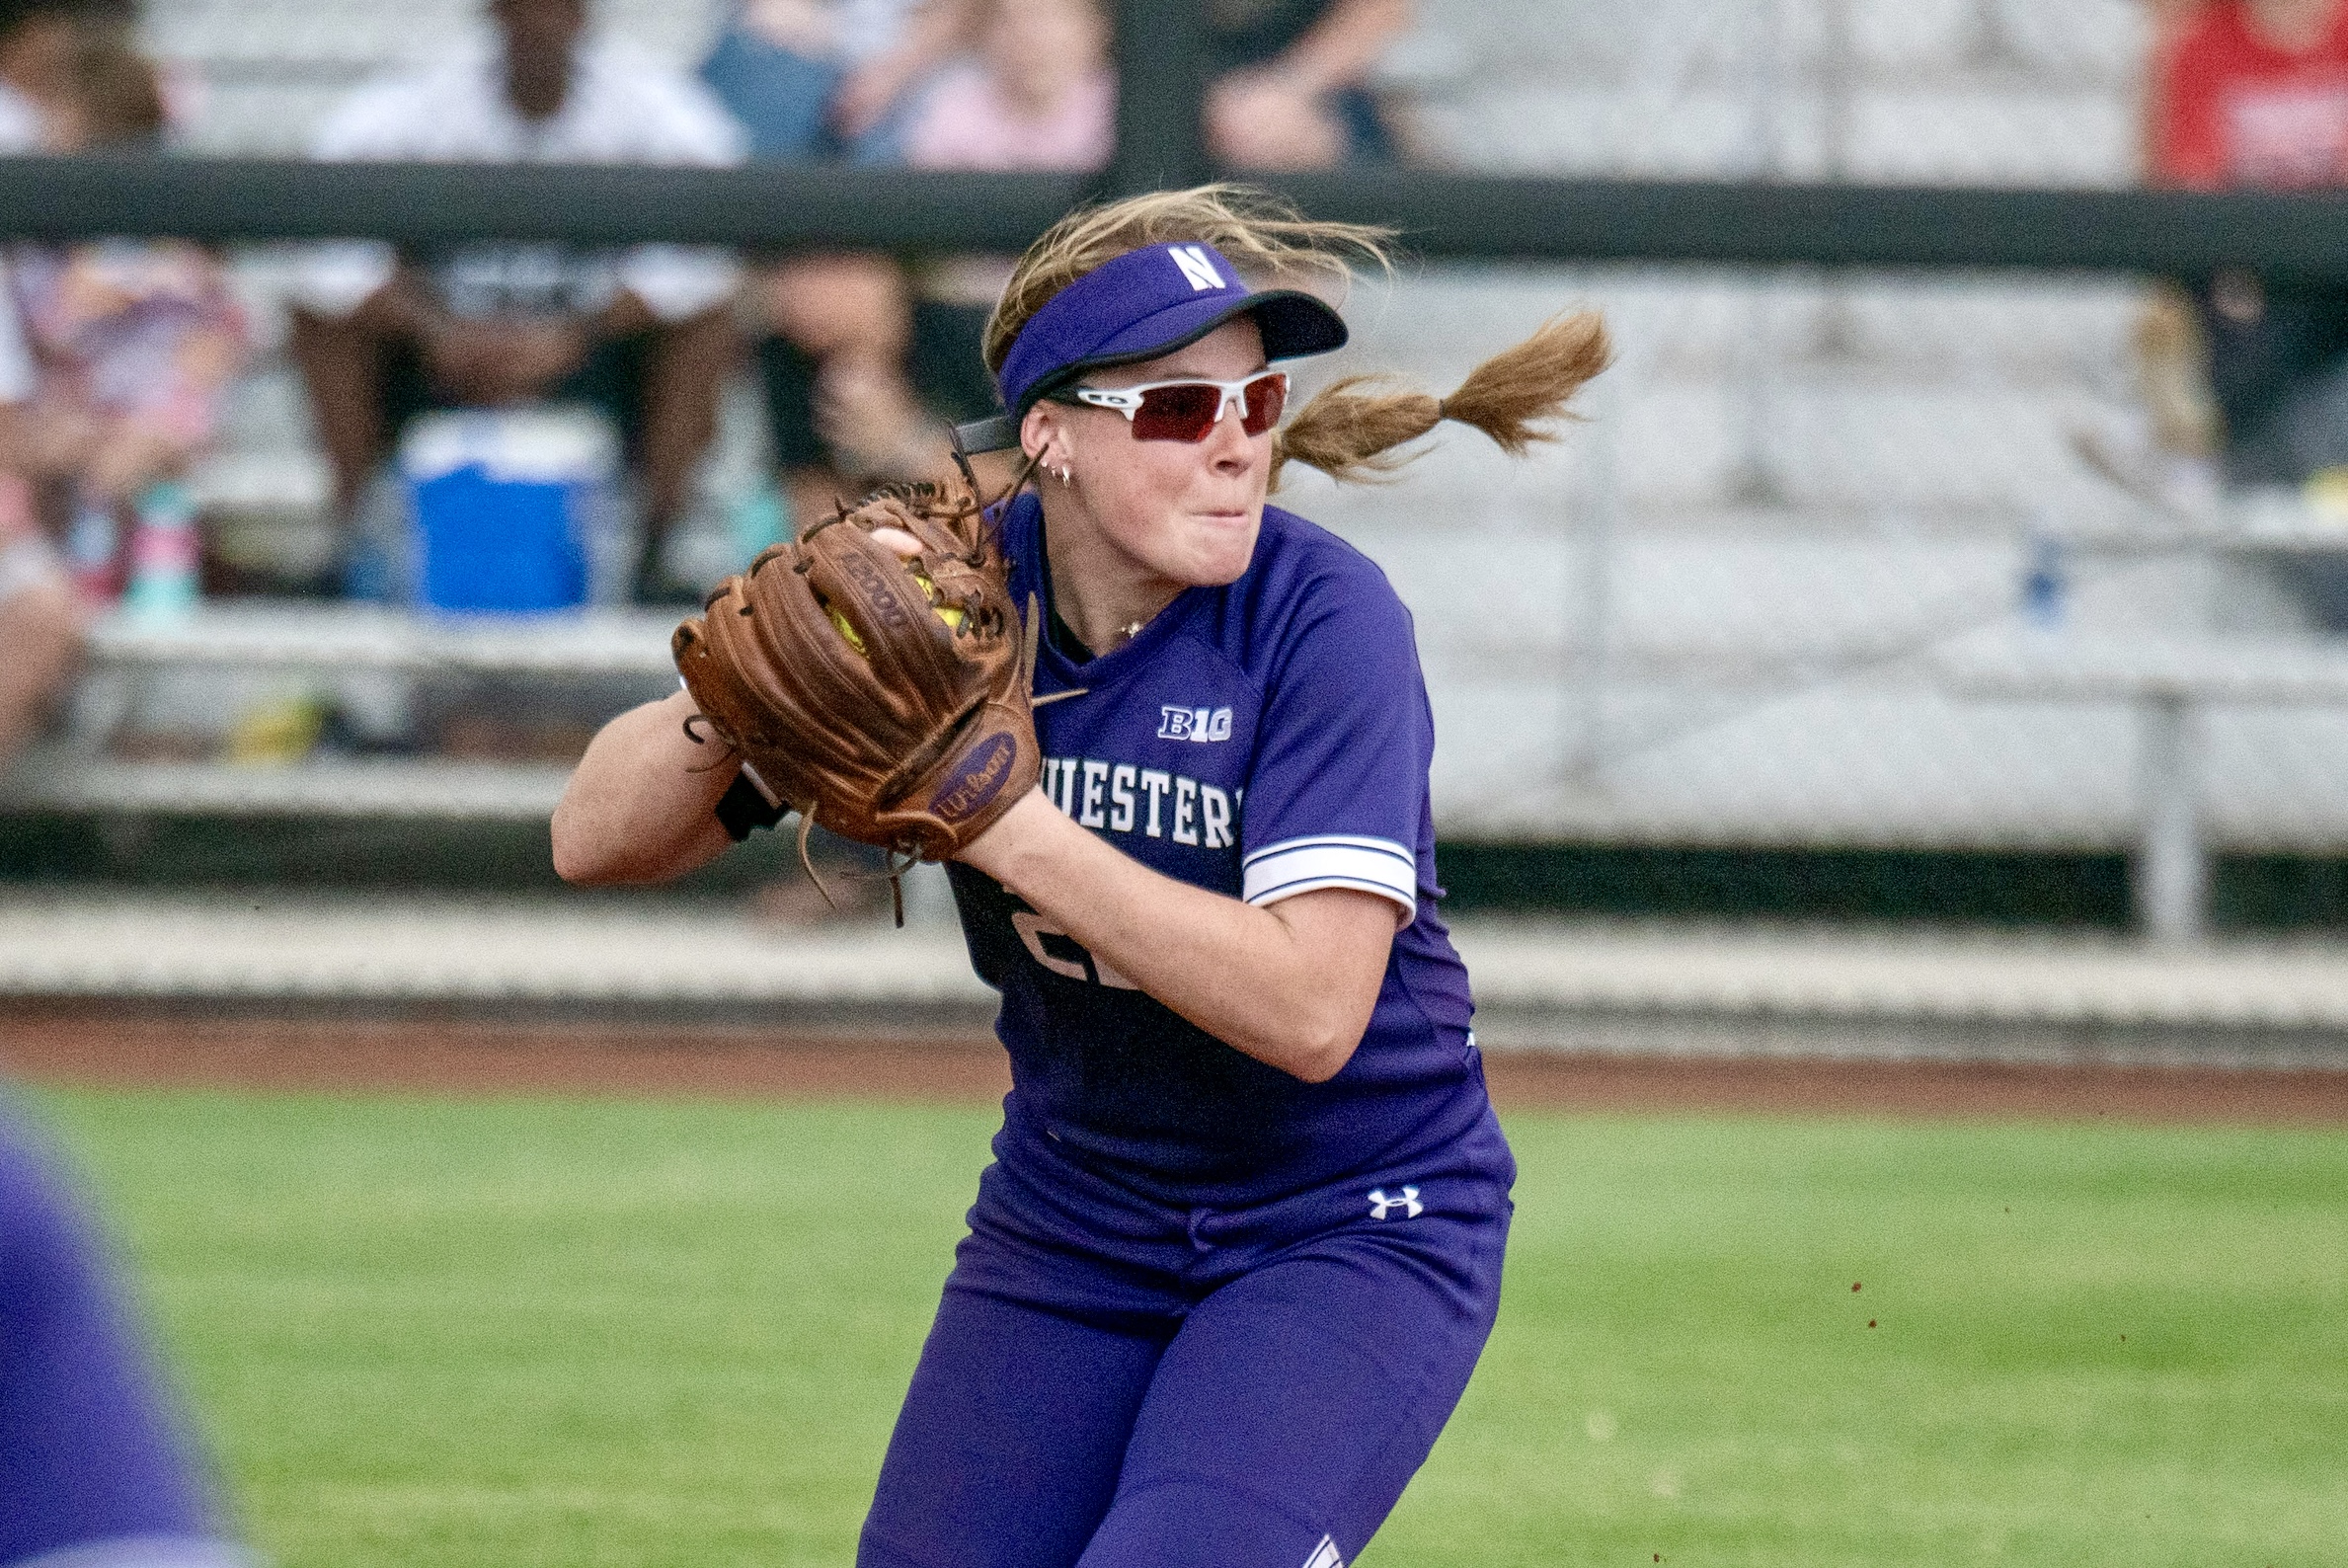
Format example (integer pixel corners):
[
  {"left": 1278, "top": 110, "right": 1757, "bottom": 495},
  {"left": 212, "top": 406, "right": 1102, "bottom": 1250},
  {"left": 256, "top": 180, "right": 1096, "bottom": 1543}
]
[{"left": 672, "top": 480, "right": 1041, "bottom": 872}]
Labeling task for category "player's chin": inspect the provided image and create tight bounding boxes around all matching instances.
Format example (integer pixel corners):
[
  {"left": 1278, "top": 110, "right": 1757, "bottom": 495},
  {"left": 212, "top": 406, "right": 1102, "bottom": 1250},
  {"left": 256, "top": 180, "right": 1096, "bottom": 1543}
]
[{"left": 1171, "top": 510, "right": 1261, "bottom": 586}]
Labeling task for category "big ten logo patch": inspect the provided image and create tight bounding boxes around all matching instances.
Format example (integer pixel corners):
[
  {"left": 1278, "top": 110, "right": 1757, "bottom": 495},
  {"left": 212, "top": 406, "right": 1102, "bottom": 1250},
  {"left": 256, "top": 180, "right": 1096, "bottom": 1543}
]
[
  {"left": 1043, "top": 757, "right": 1238, "bottom": 847},
  {"left": 1159, "top": 705, "right": 1232, "bottom": 743}
]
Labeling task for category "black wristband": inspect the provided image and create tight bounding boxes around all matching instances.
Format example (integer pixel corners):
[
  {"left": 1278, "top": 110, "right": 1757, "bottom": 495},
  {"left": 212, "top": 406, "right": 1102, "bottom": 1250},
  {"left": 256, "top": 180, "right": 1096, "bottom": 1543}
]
[{"left": 715, "top": 772, "right": 789, "bottom": 842}]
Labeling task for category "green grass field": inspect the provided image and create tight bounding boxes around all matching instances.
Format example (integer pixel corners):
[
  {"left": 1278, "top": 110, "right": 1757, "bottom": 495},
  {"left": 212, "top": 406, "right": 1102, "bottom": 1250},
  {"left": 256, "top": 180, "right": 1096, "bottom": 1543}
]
[{"left": 28, "top": 1084, "right": 2348, "bottom": 1567}]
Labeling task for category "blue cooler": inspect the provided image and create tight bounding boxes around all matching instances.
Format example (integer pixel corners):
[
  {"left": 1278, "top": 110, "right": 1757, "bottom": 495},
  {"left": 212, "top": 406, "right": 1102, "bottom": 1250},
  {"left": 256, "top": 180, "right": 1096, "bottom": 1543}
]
[{"left": 398, "top": 409, "right": 618, "bottom": 613}]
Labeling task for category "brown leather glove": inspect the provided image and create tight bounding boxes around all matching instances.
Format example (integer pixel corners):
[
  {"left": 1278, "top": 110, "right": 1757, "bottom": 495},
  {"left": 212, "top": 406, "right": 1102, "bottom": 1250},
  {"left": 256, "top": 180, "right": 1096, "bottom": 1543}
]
[{"left": 673, "top": 480, "right": 1040, "bottom": 867}]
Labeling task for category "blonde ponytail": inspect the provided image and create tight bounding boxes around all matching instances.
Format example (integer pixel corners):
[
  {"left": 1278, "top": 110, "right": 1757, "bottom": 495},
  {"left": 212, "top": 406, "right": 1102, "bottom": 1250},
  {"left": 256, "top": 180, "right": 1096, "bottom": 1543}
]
[{"left": 1272, "top": 311, "right": 1612, "bottom": 488}]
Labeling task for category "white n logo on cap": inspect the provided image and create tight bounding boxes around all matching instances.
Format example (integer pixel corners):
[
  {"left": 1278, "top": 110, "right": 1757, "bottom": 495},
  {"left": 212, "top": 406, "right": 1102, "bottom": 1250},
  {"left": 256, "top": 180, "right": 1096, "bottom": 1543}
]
[{"left": 1169, "top": 245, "right": 1225, "bottom": 292}]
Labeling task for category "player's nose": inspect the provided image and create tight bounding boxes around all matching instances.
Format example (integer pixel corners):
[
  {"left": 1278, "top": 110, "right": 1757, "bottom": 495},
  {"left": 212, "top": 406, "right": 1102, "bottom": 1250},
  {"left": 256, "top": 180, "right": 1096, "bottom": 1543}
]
[{"left": 1201, "top": 402, "right": 1256, "bottom": 473}]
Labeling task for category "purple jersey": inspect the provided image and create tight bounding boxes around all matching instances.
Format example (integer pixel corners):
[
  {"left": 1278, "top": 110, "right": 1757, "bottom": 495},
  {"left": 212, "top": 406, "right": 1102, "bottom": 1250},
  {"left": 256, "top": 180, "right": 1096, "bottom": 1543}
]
[{"left": 946, "top": 493, "right": 1490, "bottom": 1207}]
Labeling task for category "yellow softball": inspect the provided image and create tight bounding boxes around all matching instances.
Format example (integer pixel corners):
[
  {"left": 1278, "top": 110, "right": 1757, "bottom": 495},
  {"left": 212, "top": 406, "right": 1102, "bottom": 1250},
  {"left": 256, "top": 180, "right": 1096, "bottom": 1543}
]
[
  {"left": 917, "top": 570, "right": 969, "bottom": 633},
  {"left": 827, "top": 568, "right": 963, "bottom": 657}
]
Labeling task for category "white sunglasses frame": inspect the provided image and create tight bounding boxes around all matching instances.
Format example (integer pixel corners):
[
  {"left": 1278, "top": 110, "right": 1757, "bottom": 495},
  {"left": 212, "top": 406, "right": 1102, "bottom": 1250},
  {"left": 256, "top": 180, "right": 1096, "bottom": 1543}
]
[{"left": 1063, "top": 370, "right": 1290, "bottom": 437}]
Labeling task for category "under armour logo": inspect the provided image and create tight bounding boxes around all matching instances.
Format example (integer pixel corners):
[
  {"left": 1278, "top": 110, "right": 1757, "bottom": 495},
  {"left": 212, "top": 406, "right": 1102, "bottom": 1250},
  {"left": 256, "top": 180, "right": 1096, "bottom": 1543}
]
[
  {"left": 1302, "top": 1536, "right": 1345, "bottom": 1568},
  {"left": 1367, "top": 1186, "right": 1422, "bottom": 1220},
  {"left": 1169, "top": 244, "right": 1225, "bottom": 292}
]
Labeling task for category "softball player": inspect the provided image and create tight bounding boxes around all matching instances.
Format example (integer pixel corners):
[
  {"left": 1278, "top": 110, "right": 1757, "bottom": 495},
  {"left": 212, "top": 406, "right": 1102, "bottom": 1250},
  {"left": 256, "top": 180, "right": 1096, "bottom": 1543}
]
[{"left": 555, "top": 185, "right": 1605, "bottom": 1568}]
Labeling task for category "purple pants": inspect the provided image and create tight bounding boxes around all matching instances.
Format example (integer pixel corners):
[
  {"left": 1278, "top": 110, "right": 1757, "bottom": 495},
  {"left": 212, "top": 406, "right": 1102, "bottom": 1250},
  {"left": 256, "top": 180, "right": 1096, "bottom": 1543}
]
[
  {"left": 859, "top": 1109, "right": 1514, "bottom": 1568},
  {"left": 0, "top": 1101, "right": 242, "bottom": 1568}
]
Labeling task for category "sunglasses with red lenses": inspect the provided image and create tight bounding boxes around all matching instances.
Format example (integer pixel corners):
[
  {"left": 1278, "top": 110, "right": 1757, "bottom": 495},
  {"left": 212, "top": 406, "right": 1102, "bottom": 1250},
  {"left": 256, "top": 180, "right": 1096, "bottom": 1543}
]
[{"left": 1063, "top": 370, "right": 1289, "bottom": 442}]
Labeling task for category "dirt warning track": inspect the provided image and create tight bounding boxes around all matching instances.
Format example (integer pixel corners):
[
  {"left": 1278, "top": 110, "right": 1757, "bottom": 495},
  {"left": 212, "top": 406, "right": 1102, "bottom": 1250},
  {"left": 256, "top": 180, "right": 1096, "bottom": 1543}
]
[{"left": 5, "top": 1004, "right": 2347, "bottom": 1126}]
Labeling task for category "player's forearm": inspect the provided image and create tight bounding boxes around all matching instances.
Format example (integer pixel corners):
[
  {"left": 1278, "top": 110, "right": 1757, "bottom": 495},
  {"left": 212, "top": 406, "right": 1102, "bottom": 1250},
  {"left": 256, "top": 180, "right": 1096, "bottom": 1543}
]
[
  {"left": 961, "top": 791, "right": 1388, "bottom": 1082},
  {"left": 553, "top": 690, "right": 740, "bottom": 885}
]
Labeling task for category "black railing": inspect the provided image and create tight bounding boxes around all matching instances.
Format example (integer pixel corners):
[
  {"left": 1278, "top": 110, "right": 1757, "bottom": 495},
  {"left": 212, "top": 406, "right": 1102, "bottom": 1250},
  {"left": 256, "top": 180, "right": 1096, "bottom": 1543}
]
[{"left": 0, "top": 0, "right": 2339, "bottom": 276}]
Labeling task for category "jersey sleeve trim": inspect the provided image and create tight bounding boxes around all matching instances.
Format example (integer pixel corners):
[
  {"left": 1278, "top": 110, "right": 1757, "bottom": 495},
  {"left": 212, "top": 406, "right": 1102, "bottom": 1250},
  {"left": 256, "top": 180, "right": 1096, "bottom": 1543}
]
[{"left": 1241, "top": 835, "right": 1417, "bottom": 916}]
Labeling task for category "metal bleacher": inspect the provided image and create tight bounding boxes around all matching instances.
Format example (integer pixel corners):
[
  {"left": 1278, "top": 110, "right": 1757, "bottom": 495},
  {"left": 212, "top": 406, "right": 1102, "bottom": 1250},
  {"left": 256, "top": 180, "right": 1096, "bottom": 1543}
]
[
  {"left": 5, "top": 1, "right": 733, "bottom": 825},
  {"left": 17, "top": 606, "right": 677, "bottom": 820},
  {"left": 13, "top": 0, "right": 2348, "bottom": 946},
  {"left": 147, "top": 0, "right": 722, "bottom": 156},
  {"left": 1319, "top": 0, "right": 2348, "bottom": 943}
]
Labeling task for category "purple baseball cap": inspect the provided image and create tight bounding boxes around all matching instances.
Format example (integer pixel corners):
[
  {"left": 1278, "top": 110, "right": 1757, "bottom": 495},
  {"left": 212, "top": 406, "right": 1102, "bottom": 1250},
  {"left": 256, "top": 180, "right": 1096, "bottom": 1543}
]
[{"left": 956, "top": 241, "right": 1349, "bottom": 455}]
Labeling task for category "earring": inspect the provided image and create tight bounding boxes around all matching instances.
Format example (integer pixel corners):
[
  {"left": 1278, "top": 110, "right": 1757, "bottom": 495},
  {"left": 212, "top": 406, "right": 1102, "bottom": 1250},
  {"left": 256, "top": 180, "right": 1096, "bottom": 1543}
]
[{"left": 1053, "top": 462, "right": 1072, "bottom": 484}]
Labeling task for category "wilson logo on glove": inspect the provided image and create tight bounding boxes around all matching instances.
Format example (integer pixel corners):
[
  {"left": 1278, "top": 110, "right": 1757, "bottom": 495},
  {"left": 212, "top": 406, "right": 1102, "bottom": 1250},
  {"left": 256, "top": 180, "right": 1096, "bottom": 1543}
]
[
  {"left": 935, "top": 733, "right": 1020, "bottom": 824},
  {"left": 837, "top": 546, "right": 917, "bottom": 636}
]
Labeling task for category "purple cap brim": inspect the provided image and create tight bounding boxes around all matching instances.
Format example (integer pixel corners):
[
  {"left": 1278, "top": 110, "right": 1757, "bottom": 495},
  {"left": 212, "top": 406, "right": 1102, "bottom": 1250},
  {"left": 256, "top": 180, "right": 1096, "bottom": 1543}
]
[
  {"left": 1037, "top": 287, "right": 1347, "bottom": 392},
  {"left": 994, "top": 242, "right": 1349, "bottom": 423}
]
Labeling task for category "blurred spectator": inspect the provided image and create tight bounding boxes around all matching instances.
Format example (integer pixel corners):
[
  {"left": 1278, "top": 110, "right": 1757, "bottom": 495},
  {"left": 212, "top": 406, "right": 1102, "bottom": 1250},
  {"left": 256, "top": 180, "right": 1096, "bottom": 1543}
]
[
  {"left": 890, "top": 0, "right": 1413, "bottom": 421},
  {"left": 897, "top": 0, "right": 1113, "bottom": 427},
  {"left": 0, "top": 313, "right": 79, "bottom": 773},
  {"left": 0, "top": 1100, "right": 251, "bottom": 1568},
  {"left": 0, "top": 0, "right": 110, "bottom": 773},
  {"left": 289, "top": 0, "right": 744, "bottom": 604},
  {"left": 1205, "top": 0, "right": 1416, "bottom": 171},
  {"left": 699, "top": 2, "right": 973, "bottom": 531},
  {"left": 7, "top": 31, "right": 249, "bottom": 604},
  {"left": 716, "top": 0, "right": 1418, "bottom": 507},
  {"left": 0, "top": 0, "right": 123, "bottom": 148},
  {"left": 744, "top": 250, "right": 941, "bottom": 532},
  {"left": 700, "top": 0, "right": 978, "bottom": 159},
  {"left": 744, "top": 0, "right": 1418, "bottom": 170},
  {"left": 899, "top": 0, "right": 1112, "bottom": 170},
  {"left": 2149, "top": 0, "right": 2348, "bottom": 485}
]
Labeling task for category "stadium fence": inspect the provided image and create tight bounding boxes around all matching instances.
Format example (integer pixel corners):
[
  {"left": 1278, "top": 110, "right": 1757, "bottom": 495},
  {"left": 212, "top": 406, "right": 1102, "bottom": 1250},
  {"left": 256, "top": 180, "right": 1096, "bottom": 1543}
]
[{"left": 9, "top": 0, "right": 2348, "bottom": 943}]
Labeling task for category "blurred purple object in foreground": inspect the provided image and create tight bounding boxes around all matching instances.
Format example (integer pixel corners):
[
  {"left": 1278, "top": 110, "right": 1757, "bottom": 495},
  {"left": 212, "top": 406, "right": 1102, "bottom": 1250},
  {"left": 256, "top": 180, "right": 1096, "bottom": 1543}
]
[{"left": 0, "top": 1100, "right": 248, "bottom": 1568}]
